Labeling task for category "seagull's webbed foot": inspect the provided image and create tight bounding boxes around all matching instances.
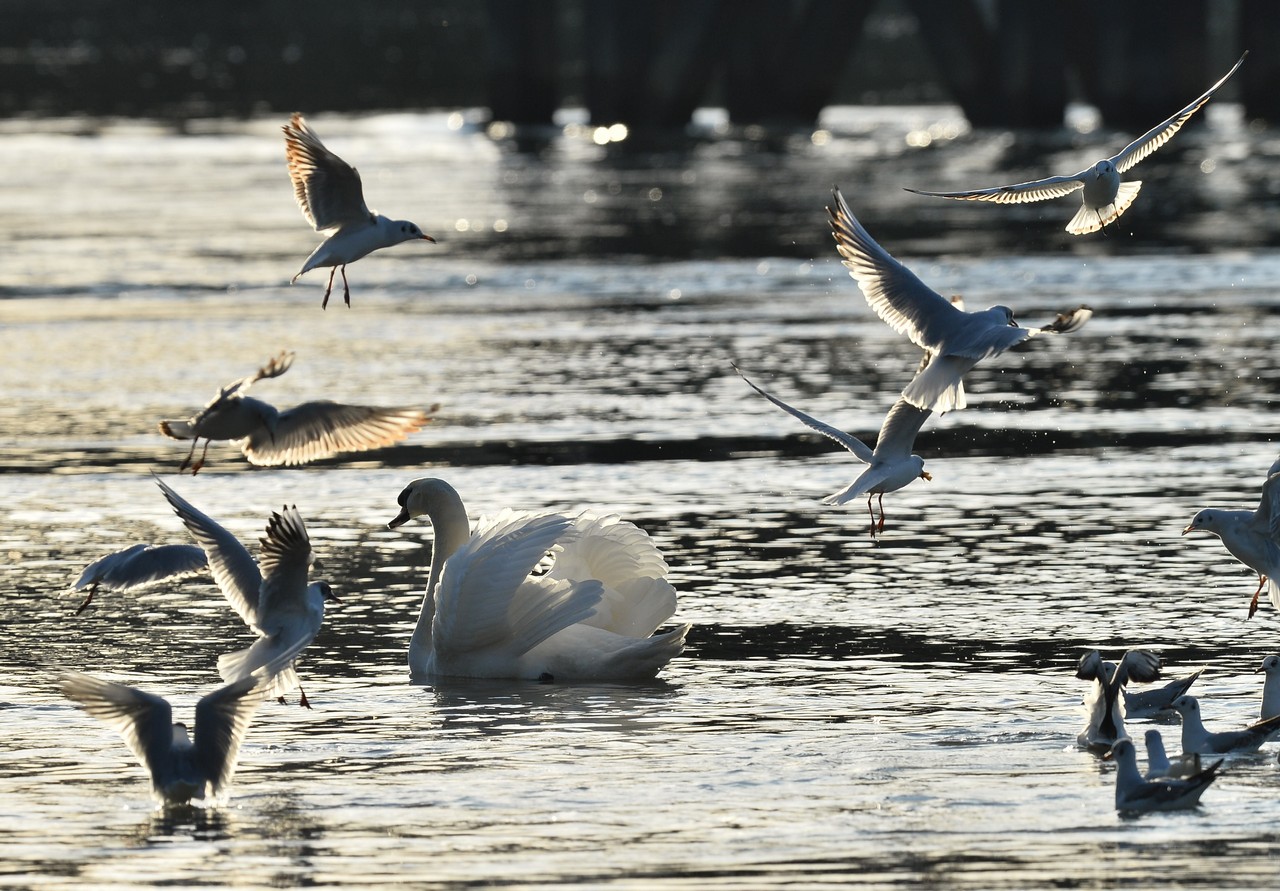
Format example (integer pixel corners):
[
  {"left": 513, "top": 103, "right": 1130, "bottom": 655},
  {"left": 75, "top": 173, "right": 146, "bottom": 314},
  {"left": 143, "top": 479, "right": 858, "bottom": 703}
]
[
  {"left": 190, "top": 440, "right": 212, "bottom": 476},
  {"left": 298, "top": 685, "right": 312, "bottom": 709},
  {"left": 1248, "top": 574, "right": 1268, "bottom": 620},
  {"left": 321, "top": 266, "right": 338, "bottom": 310},
  {"left": 875, "top": 494, "right": 887, "bottom": 533}
]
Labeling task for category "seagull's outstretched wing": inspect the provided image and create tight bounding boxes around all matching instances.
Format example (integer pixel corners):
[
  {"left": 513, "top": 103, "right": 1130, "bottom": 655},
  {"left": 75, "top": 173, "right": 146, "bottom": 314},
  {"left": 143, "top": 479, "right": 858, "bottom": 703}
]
[
  {"left": 1111, "top": 52, "right": 1247, "bottom": 174},
  {"left": 733, "top": 364, "right": 873, "bottom": 464},
  {"left": 59, "top": 672, "right": 172, "bottom": 780},
  {"left": 73, "top": 544, "right": 208, "bottom": 593},
  {"left": 905, "top": 174, "right": 1087, "bottom": 205},
  {"left": 241, "top": 402, "right": 434, "bottom": 466},
  {"left": 283, "top": 113, "right": 371, "bottom": 232},
  {"left": 871, "top": 397, "right": 932, "bottom": 461},
  {"left": 193, "top": 676, "right": 263, "bottom": 799}
]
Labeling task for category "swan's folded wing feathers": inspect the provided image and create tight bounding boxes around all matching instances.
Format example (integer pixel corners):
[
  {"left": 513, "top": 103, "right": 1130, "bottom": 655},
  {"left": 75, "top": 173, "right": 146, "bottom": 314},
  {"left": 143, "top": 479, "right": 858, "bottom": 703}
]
[
  {"left": 194, "top": 676, "right": 262, "bottom": 799},
  {"left": 155, "top": 478, "right": 263, "bottom": 630},
  {"left": 905, "top": 174, "right": 1085, "bottom": 205},
  {"left": 242, "top": 402, "right": 430, "bottom": 466},
  {"left": 583, "top": 576, "right": 678, "bottom": 638},
  {"left": 431, "top": 513, "right": 578, "bottom": 656},
  {"left": 550, "top": 514, "right": 669, "bottom": 589},
  {"left": 504, "top": 577, "right": 605, "bottom": 657},
  {"left": 59, "top": 672, "right": 172, "bottom": 780},
  {"left": 828, "top": 187, "right": 963, "bottom": 351}
]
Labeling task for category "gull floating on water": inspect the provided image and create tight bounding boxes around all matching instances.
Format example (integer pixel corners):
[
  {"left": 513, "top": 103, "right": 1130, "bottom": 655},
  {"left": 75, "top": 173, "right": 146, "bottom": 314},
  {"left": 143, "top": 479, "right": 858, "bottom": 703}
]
[
  {"left": 70, "top": 543, "right": 208, "bottom": 615},
  {"left": 157, "top": 477, "right": 335, "bottom": 708},
  {"left": 59, "top": 672, "right": 264, "bottom": 807},
  {"left": 1142, "top": 728, "right": 1204, "bottom": 780},
  {"left": 904, "top": 53, "right": 1247, "bottom": 234},
  {"left": 159, "top": 350, "right": 436, "bottom": 474},
  {"left": 1123, "top": 666, "right": 1204, "bottom": 719},
  {"left": 1076, "top": 649, "right": 1161, "bottom": 749},
  {"left": 733, "top": 364, "right": 931, "bottom": 537},
  {"left": 284, "top": 113, "right": 436, "bottom": 308},
  {"left": 828, "top": 186, "right": 1092, "bottom": 413},
  {"left": 1182, "top": 466, "right": 1280, "bottom": 619},
  {"left": 1256, "top": 655, "right": 1280, "bottom": 721},
  {"left": 1108, "top": 737, "right": 1221, "bottom": 814},
  {"left": 1166, "top": 694, "right": 1280, "bottom": 756},
  {"left": 388, "top": 477, "right": 689, "bottom": 682}
]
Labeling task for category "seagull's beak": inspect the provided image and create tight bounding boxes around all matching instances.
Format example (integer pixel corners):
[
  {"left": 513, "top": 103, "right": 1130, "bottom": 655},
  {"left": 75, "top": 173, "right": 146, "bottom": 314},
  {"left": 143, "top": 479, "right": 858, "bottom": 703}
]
[
  {"left": 421, "top": 234, "right": 437, "bottom": 243},
  {"left": 920, "top": 471, "right": 932, "bottom": 481},
  {"left": 1181, "top": 524, "right": 1195, "bottom": 535},
  {"left": 388, "top": 508, "right": 411, "bottom": 529}
]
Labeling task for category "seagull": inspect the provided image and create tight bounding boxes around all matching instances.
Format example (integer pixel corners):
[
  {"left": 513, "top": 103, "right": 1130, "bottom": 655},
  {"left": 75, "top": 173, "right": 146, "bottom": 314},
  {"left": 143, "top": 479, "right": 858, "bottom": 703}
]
[
  {"left": 1182, "top": 469, "right": 1280, "bottom": 619},
  {"left": 156, "top": 477, "right": 335, "bottom": 708},
  {"left": 1075, "top": 649, "right": 1161, "bottom": 749},
  {"left": 828, "top": 186, "right": 1092, "bottom": 413},
  {"left": 284, "top": 112, "right": 436, "bottom": 308},
  {"left": 1107, "top": 737, "right": 1221, "bottom": 814},
  {"left": 158, "top": 350, "right": 436, "bottom": 474},
  {"left": 1123, "top": 667, "right": 1204, "bottom": 719},
  {"left": 733, "top": 364, "right": 931, "bottom": 537},
  {"left": 904, "top": 53, "right": 1247, "bottom": 234},
  {"left": 1142, "top": 728, "right": 1204, "bottom": 780},
  {"left": 59, "top": 672, "right": 264, "bottom": 806},
  {"left": 1256, "top": 655, "right": 1280, "bottom": 721},
  {"left": 1166, "top": 694, "right": 1280, "bottom": 756},
  {"left": 70, "top": 543, "right": 208, "bottom": 615}
]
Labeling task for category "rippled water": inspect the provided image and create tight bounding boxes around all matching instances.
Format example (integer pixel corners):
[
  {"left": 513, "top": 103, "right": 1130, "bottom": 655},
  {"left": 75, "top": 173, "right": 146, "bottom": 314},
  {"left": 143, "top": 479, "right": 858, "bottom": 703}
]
[{"left": 4, "top": 108, "right": 1280, "bottom": 888}]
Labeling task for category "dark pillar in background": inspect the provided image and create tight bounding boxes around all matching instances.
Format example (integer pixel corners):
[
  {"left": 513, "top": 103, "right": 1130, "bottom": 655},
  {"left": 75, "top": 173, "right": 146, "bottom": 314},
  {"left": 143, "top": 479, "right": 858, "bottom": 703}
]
[
  {"left": 1238, "top": 0, "right": 1280, "bottom": 121},
  {"left": 487, "top": 0, "right": 559, "bottom": 124}
]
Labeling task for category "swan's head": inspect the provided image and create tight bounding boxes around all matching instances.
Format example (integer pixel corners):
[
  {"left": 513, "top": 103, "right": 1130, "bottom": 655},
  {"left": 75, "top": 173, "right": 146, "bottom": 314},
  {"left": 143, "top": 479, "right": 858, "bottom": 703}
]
[{"left": 388, "top": 477, "right": 461, "bottom": 529}]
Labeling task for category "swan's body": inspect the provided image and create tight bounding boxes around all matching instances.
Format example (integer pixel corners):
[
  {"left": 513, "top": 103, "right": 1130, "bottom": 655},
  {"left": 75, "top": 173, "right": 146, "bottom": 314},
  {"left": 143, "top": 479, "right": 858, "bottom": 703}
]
[
  {"left": 905, "top": 53, "right": 1246, "bottom": 235},
  {"left": 159, "top": 350, "right": 435, "bottom": 474},
  {"left": 156, "top": 478, "right": 334, "bottom": 706},
  {"left": 828, "top": 187, "right": 1092, "bottom": 413},
  {"left": 1183, "top": 470, "right": 1280, "bottom": 619},
  {"left": 59, "top": 672, "right": 262, "bottom": 806},
  {"left": 388, "top": 478, "right": 689, "bottom": 682},
  {"left": 1109, "top": 737, "right": 1221, "bottom": 814},
  {"left": 284, "top": 113, "right": 436, "bottom": 308},
  {"left": 70, "top": 542, "right": 208, "bottom": 615}
]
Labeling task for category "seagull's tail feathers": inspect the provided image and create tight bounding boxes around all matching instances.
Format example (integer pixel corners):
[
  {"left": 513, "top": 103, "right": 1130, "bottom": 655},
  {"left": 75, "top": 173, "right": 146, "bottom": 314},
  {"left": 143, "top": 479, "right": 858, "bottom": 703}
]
[
  {"left": 218, "top": 640, "right": 300, "bottom": 699},
  {"left": 1267, "top": 576, "right": 1280, "bottom": 614},
  {"left": 158, "top": 420, "right": 194, "bottom": 440},
  {"left": 823, "top": 466, "right": 890, "bottom": 506},
  {"left": 1067, "top": 181, "right": 1142, "bottom": 235},
  {"left": 902, "top": 354, "right": 972, "bottom": 412}
]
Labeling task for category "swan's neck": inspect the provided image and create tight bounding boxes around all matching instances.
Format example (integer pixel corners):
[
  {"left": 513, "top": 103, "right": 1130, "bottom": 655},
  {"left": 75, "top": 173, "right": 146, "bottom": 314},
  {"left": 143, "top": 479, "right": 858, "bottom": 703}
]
[{"left": 408, "top": 496, "right": 473, "bottom": 672}]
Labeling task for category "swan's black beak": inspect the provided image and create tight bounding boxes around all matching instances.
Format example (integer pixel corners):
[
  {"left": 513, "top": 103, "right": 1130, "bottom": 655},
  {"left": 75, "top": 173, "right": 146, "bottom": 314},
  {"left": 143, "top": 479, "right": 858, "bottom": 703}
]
[{"left": 388, "top": 508, "right": 411, "bottom": 529}]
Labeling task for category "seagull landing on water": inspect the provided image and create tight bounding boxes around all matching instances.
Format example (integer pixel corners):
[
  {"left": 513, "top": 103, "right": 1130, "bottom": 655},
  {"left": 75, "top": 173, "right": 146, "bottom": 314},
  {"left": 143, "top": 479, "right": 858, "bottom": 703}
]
[
  {"left": 59, "top": 672, "right": 265, "bottom": 807},
  {"left": 283, "top": 113, "right": 436, "bottom": 309},
  {"left": 733, "top": 364, "right": 932, "bottom": 538},
  {"left": 903, "top": 53, "right": 1246, "bottom": 235}
]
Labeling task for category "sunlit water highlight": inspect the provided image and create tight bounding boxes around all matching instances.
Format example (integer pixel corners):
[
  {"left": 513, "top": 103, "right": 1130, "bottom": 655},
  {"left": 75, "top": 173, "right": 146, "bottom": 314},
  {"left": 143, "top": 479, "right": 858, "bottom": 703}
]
[{"left": 3, "top": 108, "right": 1280, "bottom": 888}]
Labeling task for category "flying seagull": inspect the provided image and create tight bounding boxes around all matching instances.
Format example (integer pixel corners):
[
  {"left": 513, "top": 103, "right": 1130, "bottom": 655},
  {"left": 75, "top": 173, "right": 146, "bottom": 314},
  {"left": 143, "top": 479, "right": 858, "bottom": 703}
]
[
  {"left": 69, "top": 543, "right": 208, "bottom": 615},
  {"left": 284, "top": 113, "right": 436, "bottom": 308},
  {"left": 904, "top": 53, "right": 1247, "bottom": 234},
  {"left": 1183, "top": 465, "right": 1280, "bottom": 619}
]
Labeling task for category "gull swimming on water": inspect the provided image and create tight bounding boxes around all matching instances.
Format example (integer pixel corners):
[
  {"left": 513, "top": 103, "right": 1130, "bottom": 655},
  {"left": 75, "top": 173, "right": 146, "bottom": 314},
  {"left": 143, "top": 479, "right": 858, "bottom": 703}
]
[
  {"left": 1075, "top": 649, "right": 1161, "bottom": 749},
  {"left": 1256, "top": 655, "right": 1280, "bottom": 721},
  {"left": 1123, "top": 666, "right": 1204, "bottom": 719},
  {"left": 70, "top": 543, "right": 208, "bottom": 615},
  {"left": 904, "top": 52, "right": 1247, "bottom": 234},
  {"left": 828, "top": 186, "right": 1092, "bottom": 413},
  {"left": 1107, "top": 737, "right": 1221, "bottom": 814},
  {"left": 733, "top": 364, "right": 931, "bottom": 537},
  {"left": 1182, "top": 467, "right": 1280, "bottom": 619},
  {"left": 387, "top": 477, "right": 689, "bottom": 682},
  {"left": 159, "top": 350, "right": 436, "bottom": 474},
  {"left": 156, "top": 478, "right": 335, "bottom": 708},
  {"left": 1166, "top": 694, "right": 1280, "bottom": 756},
  {"left": 1142, "top": 728, "right": 1203, "bottom": 780},
  {"left": 59, "top": 672, "right": 263, "bottom": 806},
  {"left": 284, "top": 112, "right": 436, "bottom": 308}
]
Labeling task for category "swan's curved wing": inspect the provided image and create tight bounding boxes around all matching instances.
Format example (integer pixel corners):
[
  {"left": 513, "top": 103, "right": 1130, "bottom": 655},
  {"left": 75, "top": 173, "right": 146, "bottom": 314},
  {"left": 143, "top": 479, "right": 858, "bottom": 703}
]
[
  {"left": 904, "top": 175, "right": 1086, "bottom": 205},
  {"left": 73, "top": 544, "right": 208, "bottom": 592},
  {"left": 734, "top": 364, "right": 873, "bottom": 463},
  {"left": 828, "top": 187, "right": 969, "bottom": 352},
  {"left": 432, "top": 512, "right": 584, "bottom": 657},
  {"left": 255, "top": 506, "right": 315, "bottom": 626},
  {"left": 155, "top": 477, "right": 263, "bottom": 630},
  {"left": 1111, "top": 52, "right": 1247, "bottom": 174},
  {"left": 241, "top": 401, "right": 433, "bottom": 466},
  {"left": 870, "top": 396, "right": 931, "bottom": 461},
  {"left": 59, "top": 672, "right": 172, "bottom": 780},
  {"left": 194, "top": 676, "right": 262, "bottom": 799},
  {"left": 283, "top": 113, "right": 371, "bottom": 232}
]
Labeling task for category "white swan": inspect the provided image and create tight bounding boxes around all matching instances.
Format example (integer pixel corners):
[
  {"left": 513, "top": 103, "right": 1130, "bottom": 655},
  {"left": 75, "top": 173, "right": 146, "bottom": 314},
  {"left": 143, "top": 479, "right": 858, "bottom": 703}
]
[{"left": 387, "top": 478, "right": 690, "bottom": 682}]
